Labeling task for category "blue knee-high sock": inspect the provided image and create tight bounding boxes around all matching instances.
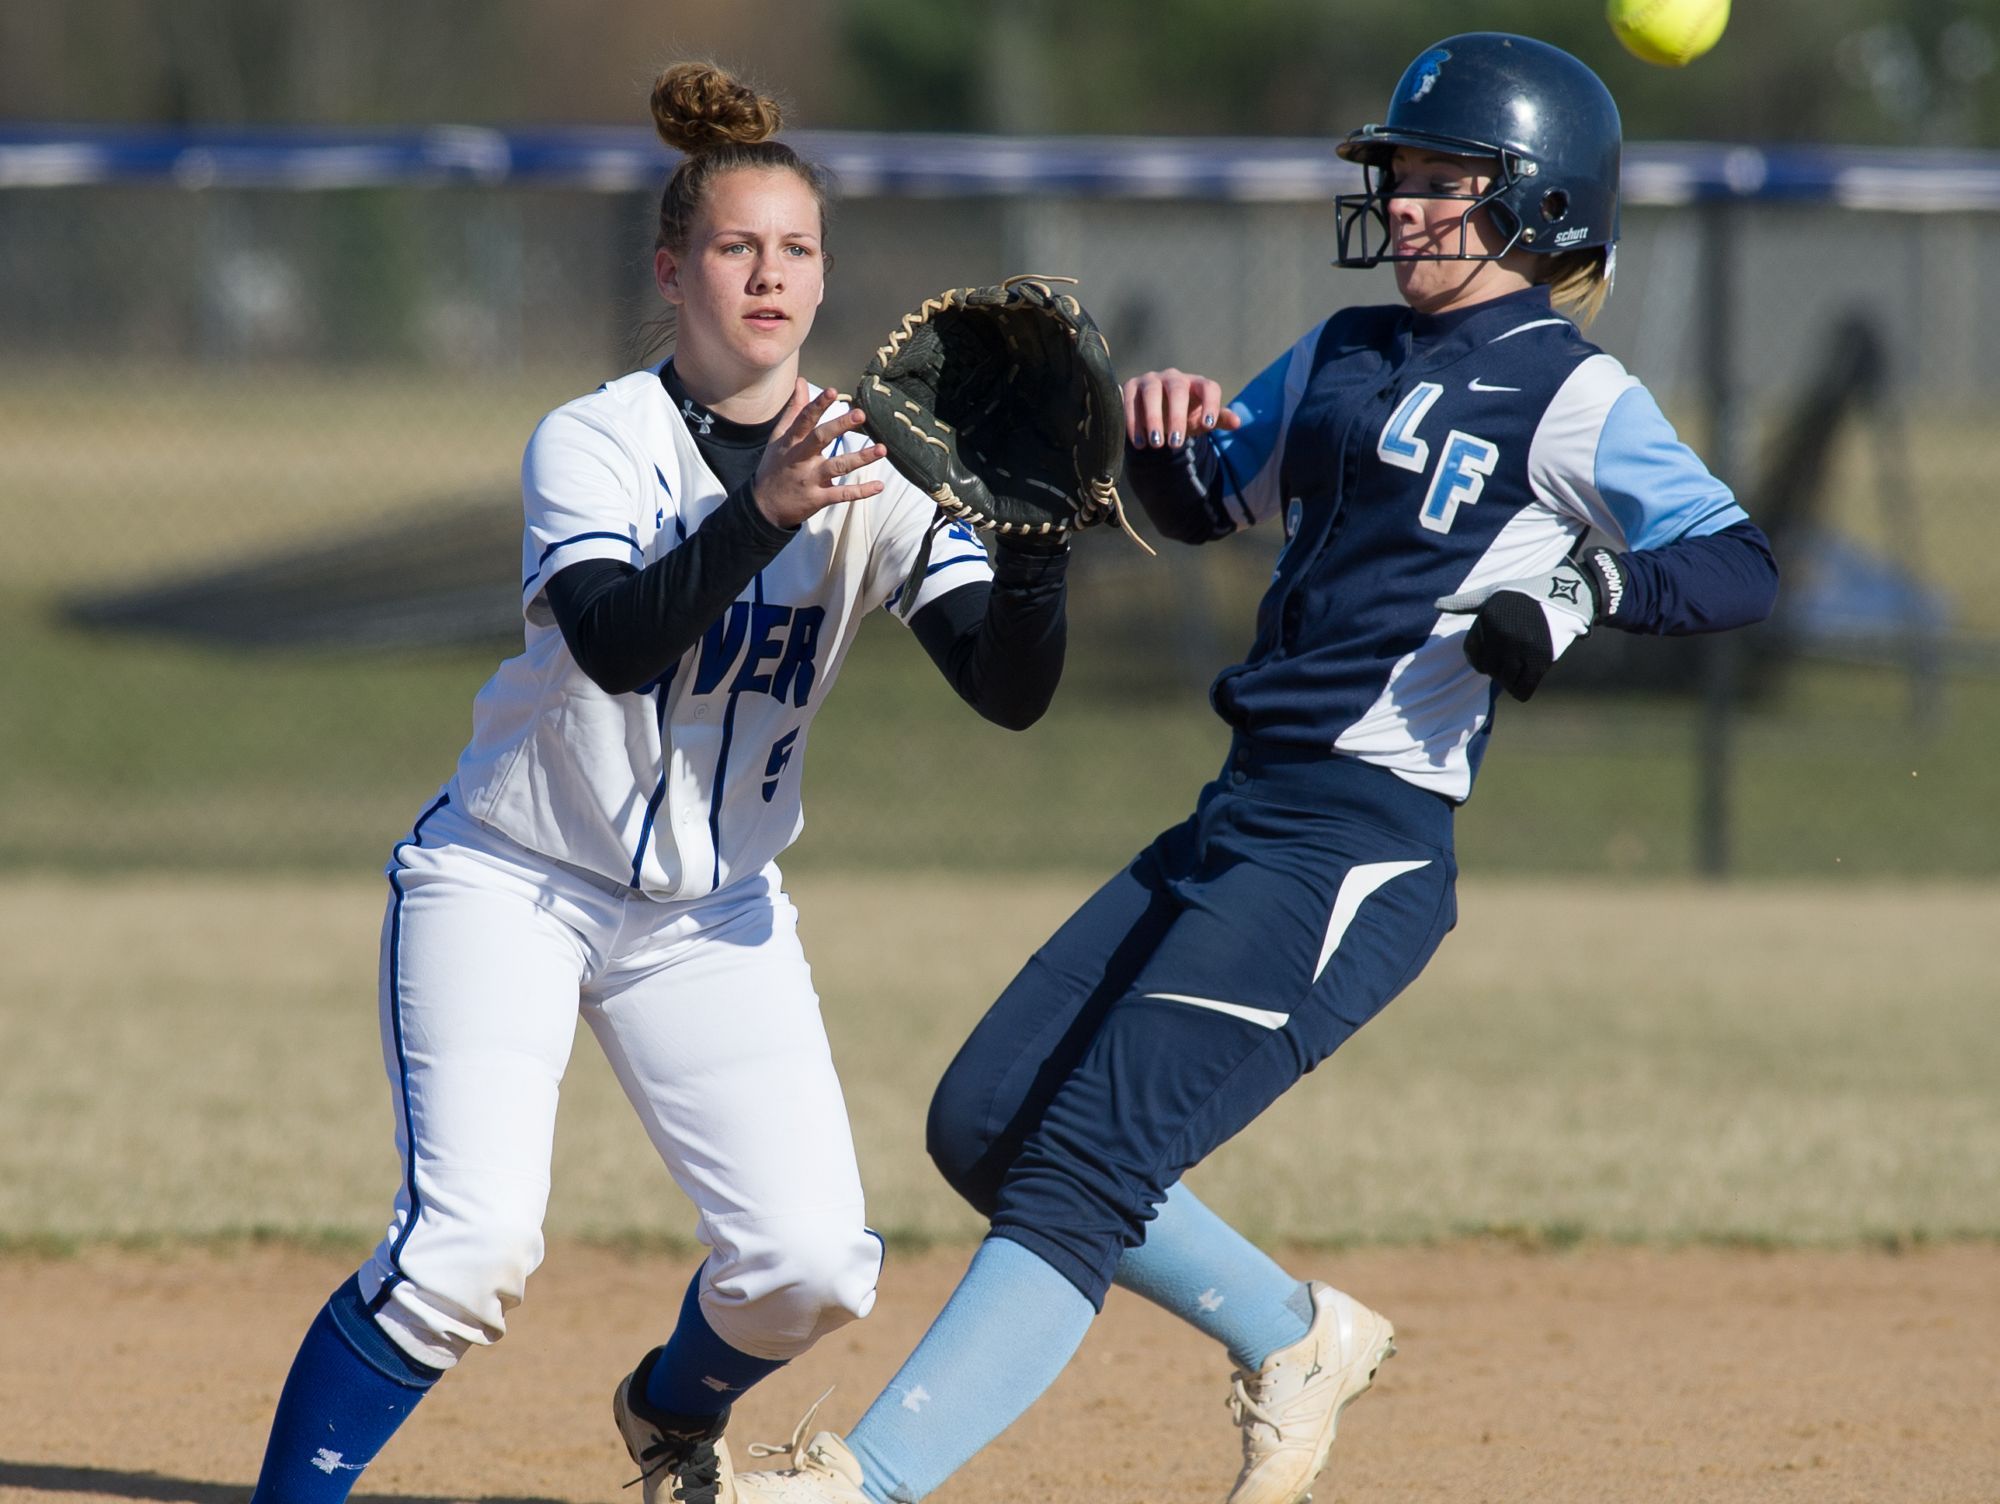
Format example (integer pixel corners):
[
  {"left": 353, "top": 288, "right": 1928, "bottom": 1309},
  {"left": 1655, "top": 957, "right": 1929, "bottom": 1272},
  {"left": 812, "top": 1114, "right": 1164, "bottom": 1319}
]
[
  {"left": 641, "top": 1266, "right": 789, "bottom": 1418},
  {"left": 844, "top": 1236, "right": 1094, "bottom": 1504},
  {"left": 249, "top": 1274, "right": 443, "bottom": 1504},
  {"left": 1112, "top": 1182, "right": 1313, "bottom": 1371}
]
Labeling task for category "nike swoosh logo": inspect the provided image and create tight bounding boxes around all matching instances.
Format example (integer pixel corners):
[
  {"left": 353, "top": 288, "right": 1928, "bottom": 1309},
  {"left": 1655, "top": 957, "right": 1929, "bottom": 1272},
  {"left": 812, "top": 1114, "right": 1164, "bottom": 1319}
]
[{"left": 1468, "top": 378, "right": 1521, "bottom": 393}]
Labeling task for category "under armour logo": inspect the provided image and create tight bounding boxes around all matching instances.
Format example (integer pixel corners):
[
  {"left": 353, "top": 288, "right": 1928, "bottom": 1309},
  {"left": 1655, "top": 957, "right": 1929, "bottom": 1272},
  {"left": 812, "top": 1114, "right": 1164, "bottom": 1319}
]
[
  {"left": 701, "top": 1374, "right": 734, "bottom": 1392},
  {"left": 901, "top": 1384, "right": 932, "bottom": 1413},
  {"left": 1547, "top": 578, "right": 1582, "bottom": 604},
  {"left": 311, "top": 1450, "right": 365, "bottom": 1475},
  {"left": 682, "top": 398, "right": 714, "bottom": 436},
  {"left": 1197, "top": 1288, "right": 1225, "bottom": 1313}
]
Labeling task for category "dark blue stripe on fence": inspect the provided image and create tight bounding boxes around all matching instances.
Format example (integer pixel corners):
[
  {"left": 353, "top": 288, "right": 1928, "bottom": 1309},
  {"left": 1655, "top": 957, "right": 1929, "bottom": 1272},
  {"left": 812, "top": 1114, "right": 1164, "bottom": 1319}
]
[{"left": 7, "top": 126, "right": 2000, "bottom": 209}]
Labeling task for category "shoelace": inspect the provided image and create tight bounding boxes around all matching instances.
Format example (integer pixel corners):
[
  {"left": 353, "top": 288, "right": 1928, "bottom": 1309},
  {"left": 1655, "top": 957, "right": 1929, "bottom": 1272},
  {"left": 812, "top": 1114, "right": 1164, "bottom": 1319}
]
[
  {"left": 1228, "top": 1371, "right": 1286, "bottom": 1442},
  {"left": 745, "top": 1385, "right": 837, "bottom": 1470},
  {"left": 670, "top": 1449, "right": 723, "bottom": 1504},
  {"left": 623, "top": 1431, "right": 722, "bottom": 1504}
]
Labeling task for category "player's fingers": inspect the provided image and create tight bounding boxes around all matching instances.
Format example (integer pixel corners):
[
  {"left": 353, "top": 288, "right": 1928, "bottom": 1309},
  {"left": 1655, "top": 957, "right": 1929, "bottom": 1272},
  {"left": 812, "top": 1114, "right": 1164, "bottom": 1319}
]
[
  {"left": 1133, "top": 375, "right": 1167, "bottom": 448},
  {"left": 1162, "top": 375, "right": 1195, "bottom": 448},
  {"left": 1189, "top": 378, "right": 1230, "bottom": 433},
  {"left": 826, "top": 443, "right": 886, "bottom": 477},
  {"left": 1212, "top": 407, "right": 1245, "bottom": 431},
  {"left": 785, "top": 386, "right": 840, "bottom": 450},
  {"left": 1121, "top": 376, "right": 1148, "bottom": 446},
  {"left": 775, "top": 378, "right": 815, "bottom": 438},
  {"left": 808, "top": 406, "right": 869, "bottom": 453}
]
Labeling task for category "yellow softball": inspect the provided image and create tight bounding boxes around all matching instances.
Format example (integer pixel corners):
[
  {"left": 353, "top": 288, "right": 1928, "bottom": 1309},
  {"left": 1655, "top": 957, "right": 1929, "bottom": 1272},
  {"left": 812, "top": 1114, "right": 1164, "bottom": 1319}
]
[{"left": 1608, "top": 0, "right": 1729, "bottom": 67}]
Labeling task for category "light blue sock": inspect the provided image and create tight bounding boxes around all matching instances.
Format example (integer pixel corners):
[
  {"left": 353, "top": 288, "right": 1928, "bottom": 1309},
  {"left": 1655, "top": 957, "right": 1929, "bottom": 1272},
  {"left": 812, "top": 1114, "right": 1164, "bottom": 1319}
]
[
  {"left": 1112, "top": 1182, "right": 1313, "bottom": 1371},
  {"left": 844, "top": 1237, "right": 1094, "bottom": 1504}
]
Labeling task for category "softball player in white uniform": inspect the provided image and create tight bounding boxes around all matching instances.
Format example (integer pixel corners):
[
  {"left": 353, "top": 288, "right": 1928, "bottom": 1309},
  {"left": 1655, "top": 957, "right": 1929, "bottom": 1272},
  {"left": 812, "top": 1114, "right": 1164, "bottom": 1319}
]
[{"left": 248, "top": 62, "right": 1071, "bottom": 1504}]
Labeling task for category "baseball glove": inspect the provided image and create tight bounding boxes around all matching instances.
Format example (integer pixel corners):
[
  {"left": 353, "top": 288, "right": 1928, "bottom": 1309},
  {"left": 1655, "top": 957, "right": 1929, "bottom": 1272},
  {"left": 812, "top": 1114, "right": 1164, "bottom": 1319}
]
[{"left": 856, "top": 275, "right": 1148, "bottom": 612}]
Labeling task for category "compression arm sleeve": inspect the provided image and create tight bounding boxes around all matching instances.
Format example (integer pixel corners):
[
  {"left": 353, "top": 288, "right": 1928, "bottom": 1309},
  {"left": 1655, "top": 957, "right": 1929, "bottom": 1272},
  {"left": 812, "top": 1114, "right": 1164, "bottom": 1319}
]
[
  {"left": 1594, "top": 520, "right": 1779, "bottom": 635},
  {"left": 907, "top": 541, "right": 1070, "bottom": 730},
  {"left": 1122, "top": 438, "right": 1234, "bottom": 544},
  {"left": 544, "top": 480, "right": 795, "bottom": 694}
]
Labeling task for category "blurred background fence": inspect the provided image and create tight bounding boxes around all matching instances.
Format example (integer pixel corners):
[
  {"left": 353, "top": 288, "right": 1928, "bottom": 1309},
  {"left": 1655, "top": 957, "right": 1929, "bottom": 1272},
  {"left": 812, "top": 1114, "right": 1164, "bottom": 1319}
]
[{"left": 4, "top": 129, "right": 1997, "bottom": 881}]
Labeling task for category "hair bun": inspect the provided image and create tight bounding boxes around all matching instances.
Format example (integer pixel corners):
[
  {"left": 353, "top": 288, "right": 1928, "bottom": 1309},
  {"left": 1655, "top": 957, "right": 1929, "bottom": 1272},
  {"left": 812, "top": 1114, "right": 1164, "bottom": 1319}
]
[{"left": 650, "top": 62, "right": 783, "bottom": 154}]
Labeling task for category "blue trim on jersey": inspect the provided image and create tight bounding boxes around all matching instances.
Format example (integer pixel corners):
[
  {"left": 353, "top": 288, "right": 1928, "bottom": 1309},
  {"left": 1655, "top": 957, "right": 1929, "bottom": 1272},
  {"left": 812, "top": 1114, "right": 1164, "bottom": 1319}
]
[
  {"left": 1213, "top": 349, "right": 1291, "bottom": 501},
  {"left": 886, "top": 551, "right": 986, "bottom": 610},
  {"left": 372, "top": 790, "right": 452, "bottom": 1311},
  {"left": 1212, "top": 443, "right": 1256, "bottom": 530},
  {"left": 697, "top": 568, "right": 766, "bottom": 890},
  {"left": 1594, "top": 387, "right": 1747, "bottom": 550},
  {"left": 709, "top": 684, "right": 743, "bottom": 891},
  {"left": 523, "top": 530, "right": 644, "bottom": 593},
  {"left": 534, "top": 529, "right": 642, "bottom": 569},
  {"left": 654, "top": 463, "right": 675, "bottom": 501},
  {"left": 628, "top": 672, "right": 678, "bottom": 889}
]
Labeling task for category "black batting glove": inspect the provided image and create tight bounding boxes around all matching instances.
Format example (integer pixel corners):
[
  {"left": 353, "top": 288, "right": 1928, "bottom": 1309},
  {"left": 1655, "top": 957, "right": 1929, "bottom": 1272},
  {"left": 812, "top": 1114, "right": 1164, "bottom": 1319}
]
[{"left": 1436, "top": 551, "right": 1616, "bottom": 702}]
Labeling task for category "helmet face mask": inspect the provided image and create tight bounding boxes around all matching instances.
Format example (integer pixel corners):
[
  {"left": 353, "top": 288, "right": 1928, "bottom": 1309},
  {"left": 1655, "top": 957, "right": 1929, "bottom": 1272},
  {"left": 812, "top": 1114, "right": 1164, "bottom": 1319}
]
[
  {"left": 1333, "top": 34, "right": 1621, "bottom": 273},
  {"left": 1335, "top": 156, "right": 1525, "bottom": 268}
]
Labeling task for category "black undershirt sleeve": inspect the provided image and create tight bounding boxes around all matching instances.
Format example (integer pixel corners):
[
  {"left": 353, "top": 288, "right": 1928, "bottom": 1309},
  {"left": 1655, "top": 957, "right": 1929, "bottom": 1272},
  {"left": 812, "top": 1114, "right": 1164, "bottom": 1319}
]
[
  {"left": 1593, "top": 520, "right": 1779, "bottom": 636},
  {"left": 907, "top": 541, "right": 1070, "bottom": 731},
  {"left": 544, "top": 480, "right": 795, "bottom": 695},
  {"left": 1123, "top": 437, "right": 1237, "bottom": 544}
]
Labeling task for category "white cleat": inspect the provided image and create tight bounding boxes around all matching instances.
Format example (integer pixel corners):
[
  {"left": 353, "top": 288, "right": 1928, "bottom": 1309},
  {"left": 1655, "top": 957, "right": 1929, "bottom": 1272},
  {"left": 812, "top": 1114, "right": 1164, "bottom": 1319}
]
[
  {"left": 612, "top": 1356, "right": 737, "bottom": 1504},
  {"left": 732, "top": 1392, "right": 871, "bottom": 1504},
  {"left": 1224, "top": 1281, "right": 1396, "bottom": 1504}
]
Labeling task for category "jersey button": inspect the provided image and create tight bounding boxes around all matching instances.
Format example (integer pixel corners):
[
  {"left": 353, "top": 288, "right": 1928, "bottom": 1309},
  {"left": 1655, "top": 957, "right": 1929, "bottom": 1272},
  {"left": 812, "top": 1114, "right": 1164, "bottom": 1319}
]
[{"left": 1230, "top": 770, "right": 1248, "bottom": 787}]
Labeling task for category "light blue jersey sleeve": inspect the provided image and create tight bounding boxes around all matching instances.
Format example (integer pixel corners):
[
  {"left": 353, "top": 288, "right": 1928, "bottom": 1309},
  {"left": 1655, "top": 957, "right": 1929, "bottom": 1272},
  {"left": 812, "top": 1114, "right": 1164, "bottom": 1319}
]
[
  {"left": 1208, "top": 319, "right": 1329, "bottom": 531},
  {"left": 1528, "top": 353, "right": 1748, "bottom": 552}
]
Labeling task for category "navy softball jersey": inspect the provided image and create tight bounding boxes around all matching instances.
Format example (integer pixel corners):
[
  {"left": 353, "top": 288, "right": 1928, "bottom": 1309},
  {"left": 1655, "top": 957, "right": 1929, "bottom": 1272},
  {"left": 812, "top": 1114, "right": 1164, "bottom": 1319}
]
[{"left": 927, "top": 285, "right": 1778, "bottom": 1303}]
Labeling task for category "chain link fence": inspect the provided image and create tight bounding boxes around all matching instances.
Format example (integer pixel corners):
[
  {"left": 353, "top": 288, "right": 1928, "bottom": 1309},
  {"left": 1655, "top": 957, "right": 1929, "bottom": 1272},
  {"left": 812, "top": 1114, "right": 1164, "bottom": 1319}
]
[{"left": 4, "top": 134, "right": 1996, "bottom": 878}]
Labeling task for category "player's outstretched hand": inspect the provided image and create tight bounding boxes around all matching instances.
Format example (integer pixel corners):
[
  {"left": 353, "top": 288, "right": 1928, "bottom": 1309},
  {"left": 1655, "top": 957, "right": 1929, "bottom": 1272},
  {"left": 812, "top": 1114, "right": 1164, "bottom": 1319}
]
[
  {"left": 753, "top": 381, "right": 888, "bottom": 529},
  {"left": 1123, "top": 369, "right": 1244, "bottom": 450}
]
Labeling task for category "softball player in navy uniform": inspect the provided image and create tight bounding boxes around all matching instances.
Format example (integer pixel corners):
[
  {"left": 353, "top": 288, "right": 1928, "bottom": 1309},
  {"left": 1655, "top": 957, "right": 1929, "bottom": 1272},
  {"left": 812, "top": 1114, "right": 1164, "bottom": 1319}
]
[
  {"left": 727, "top": 34, "right": 1778, "bottom": 1504},
  {"left": 247, "top": 63, "right": 1071, "bottom": 1504}
]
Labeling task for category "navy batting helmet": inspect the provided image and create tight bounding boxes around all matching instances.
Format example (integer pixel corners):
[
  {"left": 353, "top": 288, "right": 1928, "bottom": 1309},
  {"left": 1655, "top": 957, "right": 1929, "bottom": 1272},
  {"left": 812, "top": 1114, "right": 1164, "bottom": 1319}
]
[{"left": 1334, "top": 33, "right": 1621, "bottom": 267}]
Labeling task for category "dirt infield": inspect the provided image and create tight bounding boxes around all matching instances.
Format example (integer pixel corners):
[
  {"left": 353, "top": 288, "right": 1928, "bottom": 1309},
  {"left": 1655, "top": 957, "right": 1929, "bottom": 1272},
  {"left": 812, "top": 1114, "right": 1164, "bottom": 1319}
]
[{"left": 2, "top": 1242, "right": 1995, "bottom": 1504}]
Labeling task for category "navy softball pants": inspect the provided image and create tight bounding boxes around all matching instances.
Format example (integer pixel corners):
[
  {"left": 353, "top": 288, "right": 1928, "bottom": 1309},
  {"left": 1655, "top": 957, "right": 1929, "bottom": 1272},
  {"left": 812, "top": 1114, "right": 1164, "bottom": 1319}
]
[{"left": 927, "top": 739, "right": 1458, "bottom": 1305}]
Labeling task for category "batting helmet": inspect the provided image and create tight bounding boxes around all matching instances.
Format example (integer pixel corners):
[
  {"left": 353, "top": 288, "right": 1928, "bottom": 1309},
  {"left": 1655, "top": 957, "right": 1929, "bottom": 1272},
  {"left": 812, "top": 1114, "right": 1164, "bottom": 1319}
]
[{"left": 1334, "top": 33, "right": 1622, "bottom": 267}]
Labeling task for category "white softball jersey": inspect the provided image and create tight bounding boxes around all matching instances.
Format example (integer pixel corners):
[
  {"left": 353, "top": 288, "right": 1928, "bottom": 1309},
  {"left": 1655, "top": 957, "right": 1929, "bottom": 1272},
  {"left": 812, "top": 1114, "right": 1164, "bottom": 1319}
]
[
  {"left": 453, "top": 367, "right": 993, "bottom": 898},
  {"left": 357, "top": 369, "right": 989, "bottom": 1372}
]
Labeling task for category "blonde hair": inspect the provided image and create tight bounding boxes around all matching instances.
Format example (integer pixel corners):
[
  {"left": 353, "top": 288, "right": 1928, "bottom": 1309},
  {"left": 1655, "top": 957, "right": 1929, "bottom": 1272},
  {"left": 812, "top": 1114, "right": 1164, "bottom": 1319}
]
[
  {"left": 1540, "top": 247, "right": 1612, "bottom": 326},
  {"left": 648, "top": 61, "right": 832, "bottom": 256}
]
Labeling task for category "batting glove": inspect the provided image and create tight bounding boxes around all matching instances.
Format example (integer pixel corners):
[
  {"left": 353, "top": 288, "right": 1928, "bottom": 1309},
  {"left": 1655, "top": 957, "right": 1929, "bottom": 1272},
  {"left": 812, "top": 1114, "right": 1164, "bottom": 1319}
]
[{"left": 1436, "top": 550, "right": 1618, "bottom": 702}]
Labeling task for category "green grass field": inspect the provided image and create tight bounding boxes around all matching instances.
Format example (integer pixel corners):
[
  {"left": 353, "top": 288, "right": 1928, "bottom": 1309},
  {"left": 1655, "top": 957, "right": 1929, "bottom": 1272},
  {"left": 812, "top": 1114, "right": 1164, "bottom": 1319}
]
[
  {"left": 4, "top": 367, "right": 1995, "bottom": 1263},
  {"left": 7, "top": 365, "right": 1999, "bottom": 880},
  {"left": 7, "top": 366, "right": 1998, "bottom": 623},
  {"left": 6, "top": 589, "right": 1998, "bottom": 878},
  {"left": 2, "top": 871, "right": 1993, "bottom": 1252}
]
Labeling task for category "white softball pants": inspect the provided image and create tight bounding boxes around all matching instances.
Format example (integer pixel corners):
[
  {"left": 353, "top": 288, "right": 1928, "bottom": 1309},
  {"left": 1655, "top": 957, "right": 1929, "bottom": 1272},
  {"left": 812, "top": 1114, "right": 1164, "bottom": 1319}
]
[{"left": 356, "top": 792, "right": 880, "bottom": 1372}]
